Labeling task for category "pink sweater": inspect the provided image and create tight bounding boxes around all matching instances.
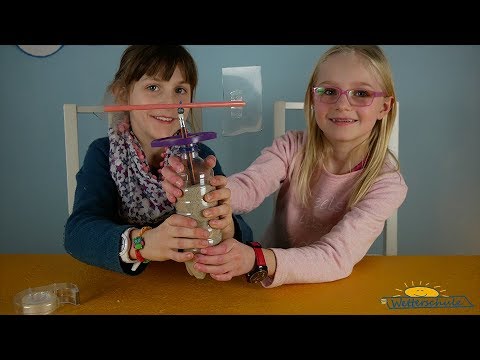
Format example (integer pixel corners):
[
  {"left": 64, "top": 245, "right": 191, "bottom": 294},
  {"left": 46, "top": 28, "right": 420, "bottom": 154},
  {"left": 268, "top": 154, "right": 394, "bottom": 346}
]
[{"left": 228, "top": 130, "right": 408, "bottom": 288}]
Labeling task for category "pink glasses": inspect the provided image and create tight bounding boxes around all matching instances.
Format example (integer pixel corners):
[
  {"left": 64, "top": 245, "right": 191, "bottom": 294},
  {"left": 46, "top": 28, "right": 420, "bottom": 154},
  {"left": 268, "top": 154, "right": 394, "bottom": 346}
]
[{"left": 313, "top": 86, "right": 386, "bottom": 107}]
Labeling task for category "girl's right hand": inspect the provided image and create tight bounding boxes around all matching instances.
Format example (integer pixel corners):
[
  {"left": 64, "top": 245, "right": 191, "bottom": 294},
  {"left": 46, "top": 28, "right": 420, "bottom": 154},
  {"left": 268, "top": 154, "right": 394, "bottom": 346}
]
[
  {"left": 131, "top": 214, "right": 211, "bottom": 263},
  {"left": 161, "top": 154, "right": 217, "bottom": 203},
  {"left": 160, "top": 155, "right": 235, "bottom": 239}
]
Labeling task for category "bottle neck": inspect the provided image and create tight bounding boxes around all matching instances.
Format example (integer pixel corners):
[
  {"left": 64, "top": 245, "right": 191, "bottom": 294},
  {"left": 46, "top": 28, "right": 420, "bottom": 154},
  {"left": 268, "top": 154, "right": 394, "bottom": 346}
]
[
  {"left": 179, "top": 143, "right": 199, "bottom": 157},
  {"left": 179, "top": 143, "right": 206, "bottom": 186}
]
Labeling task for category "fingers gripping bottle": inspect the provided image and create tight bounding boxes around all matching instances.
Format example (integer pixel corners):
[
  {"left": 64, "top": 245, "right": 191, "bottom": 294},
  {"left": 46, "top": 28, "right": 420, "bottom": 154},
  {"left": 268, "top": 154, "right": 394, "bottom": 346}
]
[
  {"left": 175, "top": 141, "right": 222, "bottom": 279},
  {"left": 152, "top": 131, "right": 221, "bottom": 279}
]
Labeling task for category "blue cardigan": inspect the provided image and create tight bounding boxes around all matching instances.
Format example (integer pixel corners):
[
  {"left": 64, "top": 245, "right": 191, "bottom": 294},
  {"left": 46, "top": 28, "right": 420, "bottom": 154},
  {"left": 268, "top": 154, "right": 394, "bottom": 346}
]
[{"left": 64, "top": 137, "right": 253, "bottom": 275}]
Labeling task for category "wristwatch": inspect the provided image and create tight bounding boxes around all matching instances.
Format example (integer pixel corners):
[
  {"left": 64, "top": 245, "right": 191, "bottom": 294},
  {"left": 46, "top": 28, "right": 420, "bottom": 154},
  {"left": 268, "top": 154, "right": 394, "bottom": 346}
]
[
  {"left": 119, "top": 228, "right": 137, "bottom": 264},
  {"left": 245, "top": 242, "right": 268, "bottom": 283},
  {"left": 120, "top": 228, "right": 143, "bottom": 271}
]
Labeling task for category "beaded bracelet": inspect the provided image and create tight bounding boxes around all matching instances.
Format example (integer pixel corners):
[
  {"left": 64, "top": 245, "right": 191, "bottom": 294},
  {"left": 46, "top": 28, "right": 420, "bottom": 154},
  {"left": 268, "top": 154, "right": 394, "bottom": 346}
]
[{"left": 133, "top": 226, "right": 152, "bottom": 263}]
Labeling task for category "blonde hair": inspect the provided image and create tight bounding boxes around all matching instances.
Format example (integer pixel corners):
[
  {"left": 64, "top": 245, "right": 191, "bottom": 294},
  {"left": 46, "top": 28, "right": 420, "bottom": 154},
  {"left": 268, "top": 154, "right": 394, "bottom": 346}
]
[
  {"left": 107, "top": 45, "right": 201, "bottom": 132},
  {"left": 293, "top": 45, "right": 399, "bottom": 209}
]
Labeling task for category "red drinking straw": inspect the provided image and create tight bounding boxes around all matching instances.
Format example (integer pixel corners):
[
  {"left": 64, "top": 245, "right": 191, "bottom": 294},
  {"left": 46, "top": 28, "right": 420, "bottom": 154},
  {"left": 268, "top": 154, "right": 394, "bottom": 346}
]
[{"left": 104, "top": 101, "right": 246, "bottom": 112}]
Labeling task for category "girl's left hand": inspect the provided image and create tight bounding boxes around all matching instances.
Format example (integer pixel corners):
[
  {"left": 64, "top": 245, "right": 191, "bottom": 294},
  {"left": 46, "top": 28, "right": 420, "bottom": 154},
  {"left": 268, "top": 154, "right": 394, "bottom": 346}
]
[{"left": 192, "top": 238, "right": 256, "bottom": 281}]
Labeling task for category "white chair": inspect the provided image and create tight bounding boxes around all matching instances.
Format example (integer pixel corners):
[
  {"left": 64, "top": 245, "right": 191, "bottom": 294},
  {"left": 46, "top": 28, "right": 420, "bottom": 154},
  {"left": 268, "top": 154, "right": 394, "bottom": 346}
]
[
  {"left": 63, "top": 104, "right": 203, "bottom": 215},
  {"left": 273, "top": 101, "right": 400, "bottom": 256}
]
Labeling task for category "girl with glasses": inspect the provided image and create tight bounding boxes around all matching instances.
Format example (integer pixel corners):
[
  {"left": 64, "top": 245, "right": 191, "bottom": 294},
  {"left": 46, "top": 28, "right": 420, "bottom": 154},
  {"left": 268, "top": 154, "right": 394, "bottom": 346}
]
[{"left": 161, "top": 45, "right": 408, "bottom": 287}]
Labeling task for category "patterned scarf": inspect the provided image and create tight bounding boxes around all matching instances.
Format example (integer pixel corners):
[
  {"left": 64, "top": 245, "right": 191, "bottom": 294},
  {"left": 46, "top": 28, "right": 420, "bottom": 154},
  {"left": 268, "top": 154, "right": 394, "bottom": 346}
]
[{"left": 108, "top": 116, "right": 181, "bottom": 226}]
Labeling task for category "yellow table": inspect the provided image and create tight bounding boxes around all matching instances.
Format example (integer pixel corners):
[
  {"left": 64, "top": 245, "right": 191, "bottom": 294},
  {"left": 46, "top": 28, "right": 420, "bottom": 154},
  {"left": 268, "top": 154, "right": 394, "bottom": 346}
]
[{"left": 1, "top": 254, "right": 478, "bottom": 315}]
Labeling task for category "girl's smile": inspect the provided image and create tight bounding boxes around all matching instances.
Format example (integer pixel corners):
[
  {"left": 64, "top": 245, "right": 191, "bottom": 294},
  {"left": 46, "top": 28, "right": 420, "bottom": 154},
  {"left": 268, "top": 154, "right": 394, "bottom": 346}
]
[
  {"left": 149, "top": 114, "right": 176, "bottom": 123},
  {"left": 329, "top": 117, "right": 358, "bottom": 125}
]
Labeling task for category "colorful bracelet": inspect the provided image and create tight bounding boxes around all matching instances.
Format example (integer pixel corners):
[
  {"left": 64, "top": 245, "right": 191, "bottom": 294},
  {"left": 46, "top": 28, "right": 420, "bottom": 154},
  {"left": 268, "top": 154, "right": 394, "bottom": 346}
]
[{"left": 133, "top": 226, "right": 152, "bottom": 263}]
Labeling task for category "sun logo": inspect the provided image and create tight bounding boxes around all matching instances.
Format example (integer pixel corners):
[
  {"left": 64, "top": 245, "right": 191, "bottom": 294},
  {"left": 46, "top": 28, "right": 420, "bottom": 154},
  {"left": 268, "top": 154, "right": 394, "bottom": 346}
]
[
  {"left": 394, "top": 281, "right": 448, "bottom": 298},
  {"left": 381, "top": 280, "right": 473, "bottom": 310}
]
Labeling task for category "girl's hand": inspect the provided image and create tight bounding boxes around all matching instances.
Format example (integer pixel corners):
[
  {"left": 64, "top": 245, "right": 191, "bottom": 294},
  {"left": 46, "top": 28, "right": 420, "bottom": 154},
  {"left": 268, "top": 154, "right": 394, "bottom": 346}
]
[
  {"left": 203, "top": 175, "right": 235, "bottom": 239},
  {"left": 192, "top": 238, "right": 256, "bottom": 281},
  {"left": 160, "top": 154, "right": 184, "bottom": 203},
  {"left": 131, "top": 214, "right": 211, "bottom": 263},
  {"left": 161, "top": 154, "right": 217, "bottom": 203},
  {"left": 161, "top": 155, "right": 235, "bottom": 239},
  {"left": 161, "top": 155, "right": 217, "bottom": 204}
]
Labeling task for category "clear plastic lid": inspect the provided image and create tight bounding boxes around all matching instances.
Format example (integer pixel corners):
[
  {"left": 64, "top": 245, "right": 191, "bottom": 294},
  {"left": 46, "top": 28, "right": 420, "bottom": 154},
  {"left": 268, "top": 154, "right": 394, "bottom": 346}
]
[{"left": 13, "top": 283, "right": 80, "bottom": 315}]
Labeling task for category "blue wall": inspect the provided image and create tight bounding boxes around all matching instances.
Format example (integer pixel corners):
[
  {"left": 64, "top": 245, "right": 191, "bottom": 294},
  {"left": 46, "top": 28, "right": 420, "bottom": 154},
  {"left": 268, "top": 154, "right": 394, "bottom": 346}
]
[{"left": 1, "top": 45, "right": 479, "bottom": 255}]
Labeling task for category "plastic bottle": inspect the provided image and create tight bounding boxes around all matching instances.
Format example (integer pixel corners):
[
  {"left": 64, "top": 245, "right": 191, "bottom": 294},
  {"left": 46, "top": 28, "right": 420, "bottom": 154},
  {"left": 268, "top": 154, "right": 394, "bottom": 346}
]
[
  {"left": 152, "top": 128, "right": 220, "bottom": 279},
  {"left": 175, "top": 142, "right": 222, "bottom": 279}
]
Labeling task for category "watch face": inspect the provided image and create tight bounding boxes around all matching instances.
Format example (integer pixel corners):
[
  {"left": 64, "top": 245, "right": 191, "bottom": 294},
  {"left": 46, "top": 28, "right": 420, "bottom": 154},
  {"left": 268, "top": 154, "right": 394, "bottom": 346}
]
[
  {"left": 248, "top": 268, "right": 268, "bottom": 283},
  {"left": 120, "top": 236, "right": 128, "bottom": 254}
]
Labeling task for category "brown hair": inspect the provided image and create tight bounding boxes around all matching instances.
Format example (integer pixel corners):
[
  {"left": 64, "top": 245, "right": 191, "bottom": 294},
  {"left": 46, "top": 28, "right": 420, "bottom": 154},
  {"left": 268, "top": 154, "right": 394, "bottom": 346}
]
[{"left": 107, "top": 45, "right": 200, "bottom": 131}]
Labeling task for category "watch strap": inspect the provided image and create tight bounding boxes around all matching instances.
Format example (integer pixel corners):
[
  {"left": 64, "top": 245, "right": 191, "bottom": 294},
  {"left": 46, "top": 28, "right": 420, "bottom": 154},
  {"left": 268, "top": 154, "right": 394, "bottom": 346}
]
[
  {"left": 119, "top": 228, "right": 141, "bottom": 271},
  {"left": 248, "top": 241, "right": 267, "bottom": 267},
  {"left": 246, "top": 241, "right": 268, "bottom": 283}
]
